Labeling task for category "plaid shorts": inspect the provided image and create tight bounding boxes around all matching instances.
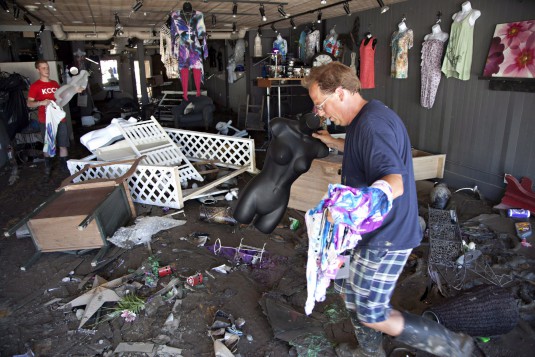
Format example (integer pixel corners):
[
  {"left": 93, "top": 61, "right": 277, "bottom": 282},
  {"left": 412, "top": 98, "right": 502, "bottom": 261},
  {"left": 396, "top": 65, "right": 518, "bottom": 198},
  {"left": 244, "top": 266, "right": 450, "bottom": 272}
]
[{"left": 333, "top": 248, "right": 411, "bottom": 324}]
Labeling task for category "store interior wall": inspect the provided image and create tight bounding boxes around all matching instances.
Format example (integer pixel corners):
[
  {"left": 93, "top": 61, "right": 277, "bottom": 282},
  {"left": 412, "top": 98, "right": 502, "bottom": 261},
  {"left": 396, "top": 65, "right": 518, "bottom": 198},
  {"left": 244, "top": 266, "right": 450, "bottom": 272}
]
[{"left": 247, "top": 0, "right": 535, "bottom": 202}]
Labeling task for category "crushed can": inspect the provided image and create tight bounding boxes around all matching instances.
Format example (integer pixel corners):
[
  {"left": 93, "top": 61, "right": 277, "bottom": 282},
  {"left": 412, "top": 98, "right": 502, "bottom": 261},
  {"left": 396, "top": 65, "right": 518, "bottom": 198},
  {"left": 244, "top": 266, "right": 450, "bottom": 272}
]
[
  {"left": 186, "top": 272, "right": 203, "bottom": 286},
  {"left": 158, "top": 265, "right": 173, "bottom": 277},
  {"left": 507, "top": 209, "right": 530, "bottom": 219}
]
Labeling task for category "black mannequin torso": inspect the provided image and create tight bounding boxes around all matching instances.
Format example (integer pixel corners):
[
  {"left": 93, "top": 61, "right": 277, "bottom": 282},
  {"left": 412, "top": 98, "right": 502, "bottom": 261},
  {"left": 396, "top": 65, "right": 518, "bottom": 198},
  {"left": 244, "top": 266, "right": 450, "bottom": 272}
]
[{"left": 183, "top": 2, "right": 192, "bottom": 14}]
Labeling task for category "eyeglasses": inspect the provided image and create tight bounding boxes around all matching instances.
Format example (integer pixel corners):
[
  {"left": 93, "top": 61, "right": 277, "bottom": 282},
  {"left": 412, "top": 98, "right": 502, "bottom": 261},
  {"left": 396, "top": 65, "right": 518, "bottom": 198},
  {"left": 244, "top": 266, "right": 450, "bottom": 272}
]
[{"left": 314, "top": 92, "right": 335, "bottom": 112}]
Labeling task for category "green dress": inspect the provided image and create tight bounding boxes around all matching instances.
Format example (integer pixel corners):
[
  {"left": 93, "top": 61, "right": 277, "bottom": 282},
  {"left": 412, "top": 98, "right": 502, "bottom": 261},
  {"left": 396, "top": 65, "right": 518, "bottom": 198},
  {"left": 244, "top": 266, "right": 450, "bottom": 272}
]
[{"left": 441, "top": 11, "right": 475, "bottom": 81}]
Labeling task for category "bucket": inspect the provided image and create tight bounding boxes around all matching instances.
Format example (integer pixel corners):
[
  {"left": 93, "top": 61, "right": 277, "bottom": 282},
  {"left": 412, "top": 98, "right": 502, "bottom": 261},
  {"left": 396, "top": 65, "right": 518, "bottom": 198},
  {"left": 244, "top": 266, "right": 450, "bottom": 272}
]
[{"left": 422, "top": 284, "right": 519, "bottom": 337}]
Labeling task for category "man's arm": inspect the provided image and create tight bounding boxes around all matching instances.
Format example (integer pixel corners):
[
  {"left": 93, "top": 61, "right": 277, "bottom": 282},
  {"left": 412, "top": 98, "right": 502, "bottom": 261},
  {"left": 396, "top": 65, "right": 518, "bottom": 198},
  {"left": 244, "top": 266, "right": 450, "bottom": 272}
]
[
  {"left": 380, "top": 174, "right": 403, "bottom": 199},
  {"left": 312, "top": 130, "right": 345, "bottom": 153},
  {"left": 27, "top": 97, "right": 50, "bottom": 108}
]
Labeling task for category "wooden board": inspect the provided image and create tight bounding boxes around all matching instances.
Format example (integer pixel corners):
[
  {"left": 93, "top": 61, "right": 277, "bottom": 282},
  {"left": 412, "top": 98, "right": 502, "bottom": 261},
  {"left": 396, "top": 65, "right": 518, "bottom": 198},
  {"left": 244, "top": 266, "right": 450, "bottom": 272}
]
[{"left": 288, "top": 149, "right": 446, "bottom": 212}]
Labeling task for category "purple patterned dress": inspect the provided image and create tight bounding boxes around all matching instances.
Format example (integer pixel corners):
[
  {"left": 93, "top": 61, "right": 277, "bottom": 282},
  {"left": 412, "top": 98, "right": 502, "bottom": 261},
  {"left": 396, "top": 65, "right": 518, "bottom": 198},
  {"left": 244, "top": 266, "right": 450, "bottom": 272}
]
[
  {"left": 421, "top": 39, "right": 446, "bottom": 109},
  {"left": 170, "top": 10, "right": 208, "bottom": 70}
]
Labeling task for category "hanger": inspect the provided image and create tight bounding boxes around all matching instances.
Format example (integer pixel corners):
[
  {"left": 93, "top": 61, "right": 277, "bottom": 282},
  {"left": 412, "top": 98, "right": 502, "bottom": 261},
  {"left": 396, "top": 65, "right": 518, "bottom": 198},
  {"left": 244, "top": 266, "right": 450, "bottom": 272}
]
[{"left": 364, "top": 23, "right": 372, "bottom": 38}]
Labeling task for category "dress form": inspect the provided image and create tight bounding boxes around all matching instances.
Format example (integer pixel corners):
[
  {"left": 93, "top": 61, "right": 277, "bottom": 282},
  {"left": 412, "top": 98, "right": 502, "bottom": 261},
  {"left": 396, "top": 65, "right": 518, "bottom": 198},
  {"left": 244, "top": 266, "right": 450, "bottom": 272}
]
[
  {"left": 424, "top": 24, "right": 448, "bottom": 42},
  {"left": 453, "top": 1, "right": 481, "bottom": 26},
  {"left": 398, "top": 21, "right": 408, "bottom": 33}
]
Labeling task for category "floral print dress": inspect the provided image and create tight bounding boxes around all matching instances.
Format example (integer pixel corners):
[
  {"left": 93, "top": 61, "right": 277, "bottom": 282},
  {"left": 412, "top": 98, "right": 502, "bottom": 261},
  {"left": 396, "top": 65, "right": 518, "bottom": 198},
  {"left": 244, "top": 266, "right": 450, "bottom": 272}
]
[
  {"left": 391, "top": 29, "right": 413, "bottom": 78},
  {"left": 421, "top": 39, "right": 446, "bottom": 108},
  {"left": 170, "top": 10, "right": 208, "bottom": 71}
]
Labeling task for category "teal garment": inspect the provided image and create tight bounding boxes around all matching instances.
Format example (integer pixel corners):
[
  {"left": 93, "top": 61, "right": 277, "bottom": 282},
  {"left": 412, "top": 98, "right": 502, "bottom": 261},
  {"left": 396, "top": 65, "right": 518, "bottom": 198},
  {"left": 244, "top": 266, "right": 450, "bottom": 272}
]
[
  {"left": 298, "top": 31, "right": 307, "bottom": 62},
  {"left": 441, "top": 11, "right": 475, "bottom": 80}
]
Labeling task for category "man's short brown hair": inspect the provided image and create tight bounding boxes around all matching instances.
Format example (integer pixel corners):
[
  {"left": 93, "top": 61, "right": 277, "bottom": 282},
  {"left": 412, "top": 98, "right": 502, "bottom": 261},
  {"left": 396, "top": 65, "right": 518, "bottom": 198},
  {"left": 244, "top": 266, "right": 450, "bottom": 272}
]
[
  {"left": 34, "top": 59, "right": 48, "bottom": 69},
  {"left": 302, "top": 61, "right": 361, "bottom": 94}
]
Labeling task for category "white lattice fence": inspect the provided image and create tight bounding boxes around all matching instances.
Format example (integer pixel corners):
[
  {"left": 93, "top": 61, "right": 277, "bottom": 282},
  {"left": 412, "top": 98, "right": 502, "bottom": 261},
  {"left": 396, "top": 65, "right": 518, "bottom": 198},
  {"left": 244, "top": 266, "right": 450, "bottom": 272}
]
[
  {"left": 165, "top": 128, "right": 256, "bottom": 172},
  {"left": 67, "top": 127, "right": 257, "bottom": 209}
]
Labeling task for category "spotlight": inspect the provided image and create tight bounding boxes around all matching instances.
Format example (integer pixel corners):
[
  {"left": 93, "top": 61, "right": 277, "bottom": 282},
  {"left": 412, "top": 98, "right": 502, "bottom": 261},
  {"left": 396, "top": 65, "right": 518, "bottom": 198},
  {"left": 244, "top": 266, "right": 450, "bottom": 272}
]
[
  {"left": 343, "top": 2, "right": 351, "bottom": 15},
  {"left": 290, "top": 18, "right": 296, "bottom": 30},
  {"left": 0, "top": 0, "right": 9, "bottom": 13},
  {"left": 44, "top": 0, "right": 56, "bottom": 12},
  {"left": 232, "top": 2, "right": 237, "bottom": 18},
  {"left": 232, "top": 22, "right": 236, "bottom": 33},
  {"left": 23, "top": 14, "right": 32, "bottom": 25},
  {"left": 278, "top": 5, "right": 288, "bottom": 18},
  {"left": 271, "top": 23, "right": 277, "bottom": 33},
  {"left": 317, "top": 11, "right": 322, "bottom": 23},
  {"left": 13, "top": 5, "right": 20, "bottom": 19},
  {"left": 377, "top": 0, "right": 389, "bottom": 14},
  {"left": 320, "top": 0, "right": 327, "bottom": 4},
  {"left": 211, "top": 14, "right": 216, "bottom": 27},
  {"left": 132, "top": 0, "right": 143, "bottom": 13},
  {"left": 259, "top": 4, "right": 266, "bottom": 22}
]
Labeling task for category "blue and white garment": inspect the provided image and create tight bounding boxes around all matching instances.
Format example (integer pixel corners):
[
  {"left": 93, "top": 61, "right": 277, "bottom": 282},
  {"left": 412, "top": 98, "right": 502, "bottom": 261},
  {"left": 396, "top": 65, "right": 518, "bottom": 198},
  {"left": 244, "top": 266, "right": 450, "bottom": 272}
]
[
  {"left": 304, "top": 181, "right": 393, "bottom": 315},
  {"left": 43, "top": 101, "right": 66, "bottom": 157}
]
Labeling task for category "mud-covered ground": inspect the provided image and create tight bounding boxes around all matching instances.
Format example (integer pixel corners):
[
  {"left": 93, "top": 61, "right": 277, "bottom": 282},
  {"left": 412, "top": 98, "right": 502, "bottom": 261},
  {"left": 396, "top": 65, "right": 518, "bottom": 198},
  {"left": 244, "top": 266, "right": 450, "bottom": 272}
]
[{"left": 1, "top": 124, "right": 535, "bottom": 357}]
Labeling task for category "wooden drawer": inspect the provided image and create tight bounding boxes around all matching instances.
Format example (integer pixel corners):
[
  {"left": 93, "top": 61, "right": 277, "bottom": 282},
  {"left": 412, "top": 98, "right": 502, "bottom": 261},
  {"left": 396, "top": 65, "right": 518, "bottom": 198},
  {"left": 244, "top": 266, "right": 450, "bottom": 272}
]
[{"left": 288, "top": 149, "right": 446, "bottom": 211}]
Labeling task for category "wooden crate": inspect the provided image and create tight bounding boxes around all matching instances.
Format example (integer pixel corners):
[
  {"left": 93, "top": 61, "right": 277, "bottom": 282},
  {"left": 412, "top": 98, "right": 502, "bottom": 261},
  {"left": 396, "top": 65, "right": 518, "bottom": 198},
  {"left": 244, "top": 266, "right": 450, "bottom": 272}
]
[{"left": 288, "top": 149, "right": 446, "bottom": 211}]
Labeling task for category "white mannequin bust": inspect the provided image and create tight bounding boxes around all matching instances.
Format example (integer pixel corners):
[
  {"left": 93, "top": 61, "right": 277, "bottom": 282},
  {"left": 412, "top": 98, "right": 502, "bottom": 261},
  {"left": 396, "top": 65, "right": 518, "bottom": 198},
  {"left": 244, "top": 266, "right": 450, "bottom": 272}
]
[
  {"left": 452, "top": 1, "right": 481, "bottom": 26},
  {"left": 398, "top": 21, "right": 408, "bottom": 33},
  {"left": 424, "top": 24, "right": 449, "bottom": 42}
]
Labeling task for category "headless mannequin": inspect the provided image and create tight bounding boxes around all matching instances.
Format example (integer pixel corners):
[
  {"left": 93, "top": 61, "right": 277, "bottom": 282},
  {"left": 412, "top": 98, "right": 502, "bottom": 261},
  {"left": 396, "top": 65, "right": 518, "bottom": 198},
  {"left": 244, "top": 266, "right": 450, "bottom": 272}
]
[
  {"left": 453, "top": 1, "right": 481, "bottom": 26},
  {"left": 424, "top": 24, "right": 449, "bottom": 42},
  {"left": 179, "top": 2, "right": 202, "bottom": 101},
  {"left": 398, "top": 21, "right": 408, "bottom": 33},
  {"left": 233, "top": 114, "right": 329, "bottom": 234},
  {"left": 363, "top": 32, "right": 378, "bottom": 50}
]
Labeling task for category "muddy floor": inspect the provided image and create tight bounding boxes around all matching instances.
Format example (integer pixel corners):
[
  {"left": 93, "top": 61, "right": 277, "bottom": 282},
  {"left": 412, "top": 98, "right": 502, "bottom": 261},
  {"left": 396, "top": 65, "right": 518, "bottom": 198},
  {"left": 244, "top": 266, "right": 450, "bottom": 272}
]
[{"left": 1, "top": 128, "right": 535, "bottom": 356}]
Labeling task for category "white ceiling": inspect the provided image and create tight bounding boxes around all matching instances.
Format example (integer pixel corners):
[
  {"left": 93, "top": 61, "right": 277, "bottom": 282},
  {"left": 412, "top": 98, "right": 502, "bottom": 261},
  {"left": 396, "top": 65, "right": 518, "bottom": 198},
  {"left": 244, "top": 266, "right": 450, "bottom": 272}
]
[{"left": 0, "top": 0, "right": 406, "bottom": 38}]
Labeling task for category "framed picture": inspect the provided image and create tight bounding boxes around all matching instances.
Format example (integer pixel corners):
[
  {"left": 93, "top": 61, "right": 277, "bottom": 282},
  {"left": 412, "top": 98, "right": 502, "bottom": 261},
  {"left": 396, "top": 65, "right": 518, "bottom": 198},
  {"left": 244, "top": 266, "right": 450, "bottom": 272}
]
[{"left": 482, "top": 20, "right": 535, "bottom": 78}]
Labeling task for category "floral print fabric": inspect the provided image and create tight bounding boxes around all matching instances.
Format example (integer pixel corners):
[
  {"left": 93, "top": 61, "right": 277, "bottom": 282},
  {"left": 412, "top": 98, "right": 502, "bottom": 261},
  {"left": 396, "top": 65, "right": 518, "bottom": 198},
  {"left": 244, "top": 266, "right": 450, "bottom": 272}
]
[
  {"left": 304, "top": 181, "right": 393, "bottom": 315},
  {"left": 391, "top": 29, "right": 413, "bottom": 78},
  {"left": 170, "top": 10, "right": 208, "bottom": 70},
  {"left": 421, "top": 39, "right": 446, "bottom": 109}
]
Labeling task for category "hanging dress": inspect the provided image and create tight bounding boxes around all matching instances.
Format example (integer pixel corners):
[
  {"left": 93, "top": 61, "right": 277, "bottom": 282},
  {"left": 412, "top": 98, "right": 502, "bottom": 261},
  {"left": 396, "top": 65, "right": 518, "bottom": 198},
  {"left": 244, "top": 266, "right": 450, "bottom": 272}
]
[
  {"left": 421, "top": 39, "right": 446, "bottom": 109},
  {"left": 170, "top": 10, "right": 208, "bottom": 71},
  {"left": 160, "top": 25, "right": 180, "bottom": 78},
  {"left": 298, "top": 31, "right": 307, "bottom": 62},
  {"left": 305, "top": 29, "right": 321, "bottom": 64},
  {"left": 390, "top": 29, "right": 413, "bottom": 78},
  {"left": 441, "top": 11, "right": 475, "bottom": 80},
  {"left": 359, "top": 37, "right": 376, "bottom": 89}
]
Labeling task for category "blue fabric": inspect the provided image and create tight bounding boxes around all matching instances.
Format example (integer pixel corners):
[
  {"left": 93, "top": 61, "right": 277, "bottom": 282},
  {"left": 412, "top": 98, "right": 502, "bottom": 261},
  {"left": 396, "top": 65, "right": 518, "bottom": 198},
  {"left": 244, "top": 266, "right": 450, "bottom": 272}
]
[{"left": 342, "top": 100, "right": 421, "bottom": 250}]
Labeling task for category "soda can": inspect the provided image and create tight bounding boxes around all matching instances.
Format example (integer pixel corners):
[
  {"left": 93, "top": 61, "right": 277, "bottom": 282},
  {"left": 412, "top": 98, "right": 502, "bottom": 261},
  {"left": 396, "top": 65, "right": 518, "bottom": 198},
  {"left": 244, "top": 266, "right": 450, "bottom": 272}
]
[
  {"left": 507, "top": 209, "right": 530, "bottom": 219},
  {"left": 158, "top": 265, "right": 173, "bottom": 277},
  {"left": 186, "top": 272, "right": 203, "bottom": 286}
]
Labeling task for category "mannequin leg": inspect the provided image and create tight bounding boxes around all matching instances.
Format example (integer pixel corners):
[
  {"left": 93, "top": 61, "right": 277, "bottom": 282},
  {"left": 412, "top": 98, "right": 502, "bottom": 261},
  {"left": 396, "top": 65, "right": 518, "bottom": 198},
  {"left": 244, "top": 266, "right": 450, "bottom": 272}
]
[
  {"left": 180, "top": 68, "right": 190, "bottom": 101},
  {"left": 193, "top": 68, "right": 202, "bottom": 97}
]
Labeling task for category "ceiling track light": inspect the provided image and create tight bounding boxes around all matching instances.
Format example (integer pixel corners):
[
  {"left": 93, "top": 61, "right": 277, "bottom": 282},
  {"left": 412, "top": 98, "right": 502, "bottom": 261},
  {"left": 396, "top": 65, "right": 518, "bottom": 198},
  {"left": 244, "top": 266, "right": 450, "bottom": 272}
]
[
  {"left": 132, "top": 0, "right": 143, "bottom": 13},
  {"left": 23, "top": 14, "right": 32, "bottom": 25},
  {"left": 290, "top": 18, "right": 296, "bottom": 30},
  {"left": 317, "top": 11, "right": 322, "bottom": 23},
  {"left": 320, "top": 0, "right": 327, "bottom": 4},
  {"left": 277, "top": 5, "right": 288, "bottom": 18},
  {"left": 13, "top": 5, "right": 19, "bottom": 19},
  {"left": 44, "top": 0, "right": 56, "bottom": 12},
  {"left": 232, "top": 22, "right": 237, "bottom": 33},
  {"left": 377, "top": 0, "right": 389, "bottom": 14},
  {"left": 211, "top": 14, "right": 216, "bottom": 27},
  {"left": 232, "top": 2, "right": 237, "bottom": 18},
  {"left": 343, "top": 2, "right": 351, "bottom": 15},
  {"left": 39, "top": 23, "right": 45, "bottom": 33},
  {"left": 271, "top": 23, "right": 277, "bottom": 33},
  {"left": 259, "top": 4, "right": 266, "bottom": 22}
]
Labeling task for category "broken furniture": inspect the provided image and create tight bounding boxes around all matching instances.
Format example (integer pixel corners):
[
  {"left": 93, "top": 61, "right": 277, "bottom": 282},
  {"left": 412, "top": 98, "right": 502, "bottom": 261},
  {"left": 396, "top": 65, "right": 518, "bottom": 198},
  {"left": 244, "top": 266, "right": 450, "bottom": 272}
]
[
  {"left": 171, "top": 95, "right": 215, "bottom": 130},
  {"left": 67, "top": 119, "right": 257, "bottom": 209},
  {"left": 156, "top": 90, "right": 207, "bottom": 124},
  {"left": 4, "top": 158, "right": 143, "bottom": 270},
  {"left": 288, "top": 149, "right": 447, "bottom": 211}
]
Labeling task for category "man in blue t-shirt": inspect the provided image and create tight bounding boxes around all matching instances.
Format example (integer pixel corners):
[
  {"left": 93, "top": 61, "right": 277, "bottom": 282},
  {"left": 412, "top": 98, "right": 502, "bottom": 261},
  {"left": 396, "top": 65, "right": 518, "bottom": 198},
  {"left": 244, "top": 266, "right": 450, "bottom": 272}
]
[{"left": 302, "top": 62, "right": 473, "bottom": 357}]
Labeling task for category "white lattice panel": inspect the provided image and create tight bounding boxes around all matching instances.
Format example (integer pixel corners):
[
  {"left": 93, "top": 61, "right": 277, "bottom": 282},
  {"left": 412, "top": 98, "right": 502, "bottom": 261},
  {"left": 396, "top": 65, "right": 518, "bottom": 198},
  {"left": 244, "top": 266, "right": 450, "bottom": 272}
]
[
  {"left": 165, "top": 129, "right": 256, "bottom": 172},
  {"left": 67, "top": 127, "right": 257, "bottom": 209},
  {"left": 66, "top": 158, "right": 184, "bottom": 209}
]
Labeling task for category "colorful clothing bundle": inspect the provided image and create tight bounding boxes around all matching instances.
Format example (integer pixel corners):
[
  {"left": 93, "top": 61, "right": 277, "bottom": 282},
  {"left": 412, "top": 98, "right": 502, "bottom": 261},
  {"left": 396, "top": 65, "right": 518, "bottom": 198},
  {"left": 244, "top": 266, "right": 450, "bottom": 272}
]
[
  {"left": 43, "top": 101, "right": 66, "bottom": 157},
  {"left": 304, "top": 181, "right": 393, "bottom": 315}
]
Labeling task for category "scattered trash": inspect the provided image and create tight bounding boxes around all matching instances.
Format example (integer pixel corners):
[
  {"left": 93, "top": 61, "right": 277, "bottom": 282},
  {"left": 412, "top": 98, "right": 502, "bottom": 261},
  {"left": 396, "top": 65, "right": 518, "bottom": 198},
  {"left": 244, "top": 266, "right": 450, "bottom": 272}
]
[
  {"left": 113, "top": 342, "right": 183, "bottom": 356},
  {"left": 515, "top": 221, "right": 532, "bottom": 239},
  {"left": 199, "top": 205, "right": 238, "bottom": 226},
  {"left": 108, "top": 216, "right": 186, "bottom": 249},
  {"left": 269, "top": 234, "right": 285, "bottom": 243},
  {"left": 289, "top": 217, "right": 300, "bottom": 231},
  {"left": 12, "top": 349, "right": 34, "bottom": 357},
  {"left": 430, "top": 182, "right": 451, "bottom": 209},
  {"left": 521, "top": 239, "right": 533, "bottom": 248},
  {"left": 209, "top": 310, "right": 245, "bottom": 354},
  {"left": 158, "top": 265, "right": 174, "bottom": 277},
  {"left": 207, "top": 238, "right": 266, "bottom": 266},
  {"left": 181, "top": 232, "right": 210, "bottom": 246},
  {"left": 212, "top": 264, "right": 232, "bottom": 274},
  {"left": 507, "top": 208, "right": 530, "bottom": 219},
  {"left": 186, "top": 272, "right": 203, "bottom": 287},
  {"left": 204, "top": 270, "right": 216, "bottom": 279}
]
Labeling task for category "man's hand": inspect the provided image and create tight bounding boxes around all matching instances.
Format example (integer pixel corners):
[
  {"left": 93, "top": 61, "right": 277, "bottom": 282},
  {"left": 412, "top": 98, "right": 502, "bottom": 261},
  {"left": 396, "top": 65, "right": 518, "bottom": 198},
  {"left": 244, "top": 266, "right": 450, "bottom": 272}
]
[{"left": 312, "top": 130, "right": 345, "bottom": 152}]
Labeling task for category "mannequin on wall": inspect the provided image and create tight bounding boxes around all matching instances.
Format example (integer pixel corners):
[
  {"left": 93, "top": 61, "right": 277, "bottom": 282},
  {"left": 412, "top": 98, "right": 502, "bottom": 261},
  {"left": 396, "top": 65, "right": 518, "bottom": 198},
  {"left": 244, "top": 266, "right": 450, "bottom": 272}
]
[
  {"left": 170, "top": 2, "right": 208, "bottom": 101},
  {"left": 421, "top": 21, "right": 448, "bottom": 109},
  {"left": 441, "top": 1, "right": 481, "bottom": 80},
  {"left": 391, "top": 18, "right": 413, "bottom": 79},
  {"left": 273, "top": 34, "right": 288, "bottom": 62}
]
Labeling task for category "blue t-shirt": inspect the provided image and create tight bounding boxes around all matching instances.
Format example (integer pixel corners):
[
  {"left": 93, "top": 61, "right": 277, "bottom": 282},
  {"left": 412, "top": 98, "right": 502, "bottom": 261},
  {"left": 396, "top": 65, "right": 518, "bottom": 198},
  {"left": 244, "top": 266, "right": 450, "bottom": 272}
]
[{"left": 341, "top": 100, "right": 421, "bottom": 250}]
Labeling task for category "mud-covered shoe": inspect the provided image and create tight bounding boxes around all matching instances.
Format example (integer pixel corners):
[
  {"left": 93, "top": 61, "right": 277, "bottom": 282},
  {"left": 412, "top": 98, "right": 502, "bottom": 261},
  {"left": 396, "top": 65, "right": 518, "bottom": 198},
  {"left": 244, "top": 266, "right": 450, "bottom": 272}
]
[{"left": 335, "top": 342, "right": 386, "bottom": 357}]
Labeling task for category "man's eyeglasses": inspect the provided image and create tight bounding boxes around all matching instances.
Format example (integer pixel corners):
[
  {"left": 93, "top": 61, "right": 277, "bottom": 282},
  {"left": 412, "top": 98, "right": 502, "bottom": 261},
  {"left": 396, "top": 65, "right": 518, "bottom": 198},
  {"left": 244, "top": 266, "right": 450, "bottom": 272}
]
[{"left": 314, "top": 92, "right": 335, "bottom": 112}]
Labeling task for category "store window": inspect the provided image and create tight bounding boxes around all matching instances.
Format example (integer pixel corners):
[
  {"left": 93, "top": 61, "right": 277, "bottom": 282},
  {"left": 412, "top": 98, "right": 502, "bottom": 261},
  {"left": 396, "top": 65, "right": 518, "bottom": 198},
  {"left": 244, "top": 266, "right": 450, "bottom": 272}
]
[
  {"left": 134, "top": 60, "right": 151, "bottom": 99},
  {"left": 101, "top": 59, "right": 119, "bottom": 87}
]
